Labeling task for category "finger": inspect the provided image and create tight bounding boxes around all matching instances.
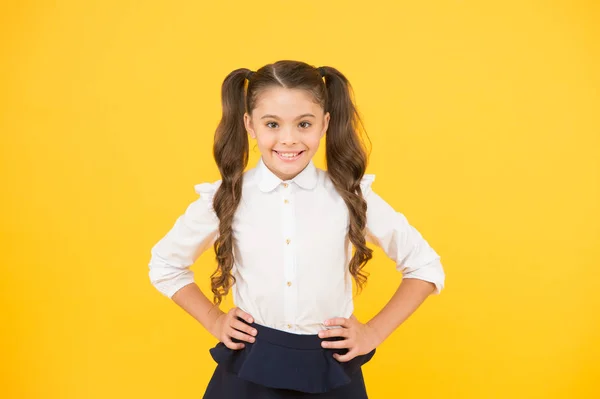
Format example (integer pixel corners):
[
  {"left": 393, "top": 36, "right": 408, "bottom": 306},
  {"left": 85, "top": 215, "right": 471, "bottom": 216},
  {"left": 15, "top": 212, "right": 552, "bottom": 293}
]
[
  {"left": 333, "top": 349, "right": 357, "bottom": 363},
  {"left": 324, "top": 317, "right": 348, "bottom": 327},
  {"left": 231, "top": 318, "right": 258, "bottom": 337},
  {"left": 228, "top": 326, "right": 256, "bottom": 343},
  {"left": 321, "top": 338, "right": 351, "bottom": 349},
  {"left": 318, "top": 327, "right": 349, "bottom": 339},
  {"left": 234, "top": 307, "right": 254, "bottom": 324},
  {"left": 223, "top": 336, "right": 245, "bottom": 350}
]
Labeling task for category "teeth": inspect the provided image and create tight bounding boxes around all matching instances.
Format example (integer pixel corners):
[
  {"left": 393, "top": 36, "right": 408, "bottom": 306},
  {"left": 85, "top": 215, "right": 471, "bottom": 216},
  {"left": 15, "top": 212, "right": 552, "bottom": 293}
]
[{"left": 278, "top": 152, "right": 300, "bottom": 158}]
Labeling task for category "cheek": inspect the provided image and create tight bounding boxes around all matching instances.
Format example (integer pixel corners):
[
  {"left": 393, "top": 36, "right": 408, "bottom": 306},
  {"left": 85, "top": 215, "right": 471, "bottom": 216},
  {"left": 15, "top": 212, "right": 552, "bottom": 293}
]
[
  {"left": 304, "top": 133, "right": 322, "bottom": 149},
  {"left": 255, "top": 133, "right": 276, "bottom": 149}
]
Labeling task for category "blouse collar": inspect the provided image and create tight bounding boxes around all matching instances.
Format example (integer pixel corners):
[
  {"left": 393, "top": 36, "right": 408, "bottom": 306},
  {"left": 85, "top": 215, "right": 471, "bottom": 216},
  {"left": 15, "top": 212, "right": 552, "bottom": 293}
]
[{"left": 257, "top": 157, "right": 318, "bottom": 192}]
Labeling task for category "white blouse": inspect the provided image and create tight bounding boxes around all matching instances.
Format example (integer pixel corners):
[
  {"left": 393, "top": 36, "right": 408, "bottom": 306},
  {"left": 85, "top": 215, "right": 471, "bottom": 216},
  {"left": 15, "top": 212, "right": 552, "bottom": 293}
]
[{"left": 148, "top": 158, "right": 445, "bottom": 334}]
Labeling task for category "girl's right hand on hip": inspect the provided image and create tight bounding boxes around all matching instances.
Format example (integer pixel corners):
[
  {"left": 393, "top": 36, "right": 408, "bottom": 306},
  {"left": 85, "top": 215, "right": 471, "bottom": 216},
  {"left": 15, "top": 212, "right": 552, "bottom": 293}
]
[{"left": 212, "top": 307, "right": 257, "bottom": 350}]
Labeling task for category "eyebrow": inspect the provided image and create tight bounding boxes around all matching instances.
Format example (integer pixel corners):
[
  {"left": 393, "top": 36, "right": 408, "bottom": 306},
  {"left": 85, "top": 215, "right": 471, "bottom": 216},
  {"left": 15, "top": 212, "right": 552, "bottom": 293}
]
[{"left": 260, "top": 113, "right": 316, "bottom": 120}]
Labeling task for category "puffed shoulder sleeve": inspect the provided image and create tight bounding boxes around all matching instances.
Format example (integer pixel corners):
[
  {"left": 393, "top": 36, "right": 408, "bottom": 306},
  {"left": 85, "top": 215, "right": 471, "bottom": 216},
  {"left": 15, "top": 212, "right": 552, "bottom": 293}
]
[
  {"left": 362, "top": 175, "right": 446, "bottom": 295},
  {"left": 360, "top": 174, "right": 376, "bottom": 196},
  {"left": 148, "top": 180, "right": 222, "bottom": 298}
]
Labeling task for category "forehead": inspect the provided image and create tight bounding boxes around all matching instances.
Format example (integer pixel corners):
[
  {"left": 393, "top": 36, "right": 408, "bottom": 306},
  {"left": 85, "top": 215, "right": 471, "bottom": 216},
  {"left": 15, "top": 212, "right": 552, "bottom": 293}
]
[{"left": 252, "top": 87, "right": 322, "bottom": 118}]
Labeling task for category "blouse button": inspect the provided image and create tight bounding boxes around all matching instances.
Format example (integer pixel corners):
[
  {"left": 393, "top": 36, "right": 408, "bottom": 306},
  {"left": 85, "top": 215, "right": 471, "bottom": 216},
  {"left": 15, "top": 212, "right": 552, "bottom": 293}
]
[
  {"left": 284, "top": 199, "right": 289, "bottom": 204},
  {"left": 286, "top": 238, "right": 291, "bottom": 245},
  {"left": 287, "top": 324, "right": 292, "bottom": 329},
  {"left": 287, "top": 281, "right": 292, "bottom": 287},
  {"left": 283, "top": 183, "right": 289, "bottom": 188}
]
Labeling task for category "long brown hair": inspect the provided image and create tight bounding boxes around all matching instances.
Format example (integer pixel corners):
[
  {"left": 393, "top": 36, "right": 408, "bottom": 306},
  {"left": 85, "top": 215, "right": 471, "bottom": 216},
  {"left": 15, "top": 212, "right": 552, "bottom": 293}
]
[{"left": 210, "top": 60, "right": 372, "bottom": 305}]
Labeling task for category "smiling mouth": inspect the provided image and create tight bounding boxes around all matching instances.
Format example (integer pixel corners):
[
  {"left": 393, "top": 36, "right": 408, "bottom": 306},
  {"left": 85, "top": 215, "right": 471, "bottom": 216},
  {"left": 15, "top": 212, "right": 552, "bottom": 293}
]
[{"left": 273, "top": 150, "right": 305, "bottom": 161}]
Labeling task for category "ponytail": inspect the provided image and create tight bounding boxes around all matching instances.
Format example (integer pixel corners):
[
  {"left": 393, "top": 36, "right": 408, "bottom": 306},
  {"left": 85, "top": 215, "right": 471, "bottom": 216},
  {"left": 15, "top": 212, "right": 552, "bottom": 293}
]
[
  {"left": 320, "top": 66, "right": 373, "bottom": 293},
  {"left": 210, "top": 68, "right": 252, "bottom": 305}
]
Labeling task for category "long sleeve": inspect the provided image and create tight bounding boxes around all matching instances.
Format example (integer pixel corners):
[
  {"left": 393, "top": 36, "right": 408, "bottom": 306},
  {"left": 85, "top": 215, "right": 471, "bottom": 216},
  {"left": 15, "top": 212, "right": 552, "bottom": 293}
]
[
  {"left": 148, "top": 181, "right": 221, "bottom": 298},
  {"left": 361, "top": 175, "right": 446, "bottom": 295}
]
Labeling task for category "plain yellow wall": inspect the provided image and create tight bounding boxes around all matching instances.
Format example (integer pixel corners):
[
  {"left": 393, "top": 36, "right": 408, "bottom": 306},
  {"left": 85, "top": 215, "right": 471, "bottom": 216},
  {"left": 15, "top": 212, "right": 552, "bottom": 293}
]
[{"left": 1, "top": 1, "right": 599, "bottom": 398}]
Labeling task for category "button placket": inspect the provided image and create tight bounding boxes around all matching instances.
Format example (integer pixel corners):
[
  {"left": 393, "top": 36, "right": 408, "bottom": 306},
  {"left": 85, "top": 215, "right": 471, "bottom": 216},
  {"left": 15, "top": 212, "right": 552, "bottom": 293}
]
[{"left": 281, "top": 182, "right": 297, "bottom": 330}]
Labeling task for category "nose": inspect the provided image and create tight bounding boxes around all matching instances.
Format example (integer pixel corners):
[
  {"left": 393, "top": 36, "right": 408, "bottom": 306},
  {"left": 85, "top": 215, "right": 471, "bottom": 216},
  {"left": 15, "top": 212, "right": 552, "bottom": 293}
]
[{"left": 279, "top": 127, "right": 298, "bottom": 145}]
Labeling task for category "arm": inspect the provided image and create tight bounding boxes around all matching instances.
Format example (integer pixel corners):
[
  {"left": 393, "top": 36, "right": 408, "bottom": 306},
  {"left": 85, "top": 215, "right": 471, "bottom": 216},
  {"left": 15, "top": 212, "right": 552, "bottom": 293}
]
[
  {"left": 366, "top": 278, "right": 436, "bottom": 345},
  {"left": 321, "top": 278, "right": 438, "bottom": 360},
  {"left": 318, "top": 176, "right": 446, "bottom": 361},
  {"left": 168, "top": 281, "right": 257, "bottom": 348},
  {"left": 148, "top": 182, "right": 220, "bottom": 298},
  {"left": 148, "top": 181, "right": 257, "bottom": 347},
  {"left": 362, "top": 176, "right": 445, "bottom": 342},
  {"left": 148, "top": 181, "right": 222, "bottom": 333},
  {"left": 171, "top": 283, "right": 224, "bottom": 338}
]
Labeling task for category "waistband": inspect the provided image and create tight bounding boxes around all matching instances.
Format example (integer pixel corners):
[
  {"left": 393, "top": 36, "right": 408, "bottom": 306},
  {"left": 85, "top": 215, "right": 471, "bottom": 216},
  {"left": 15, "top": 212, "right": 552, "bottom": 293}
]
[{"left": 234, "top": 317, "right": 342, "bottom": 350}]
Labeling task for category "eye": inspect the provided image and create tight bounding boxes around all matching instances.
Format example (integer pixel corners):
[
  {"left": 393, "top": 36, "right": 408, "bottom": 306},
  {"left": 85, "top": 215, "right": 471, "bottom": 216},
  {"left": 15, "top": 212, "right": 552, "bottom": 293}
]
[
  {"left": 299, "top": 121, "right": 312, "bottom": 129},
  {"left": 266, "top": 121, "right": 279, "bottom": 128}
]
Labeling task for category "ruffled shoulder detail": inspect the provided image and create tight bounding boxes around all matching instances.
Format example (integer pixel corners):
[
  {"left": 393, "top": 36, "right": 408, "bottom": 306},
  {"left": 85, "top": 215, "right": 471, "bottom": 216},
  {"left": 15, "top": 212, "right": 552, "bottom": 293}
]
[
  {"left": 359, "top": 174, "right": 376, "bottom": 196},
  {"left": 194, "top": 180, "right": 221, "bottom": 198},
  {"left": 193, "top": 180, "right": 222, "bottom": 213}
]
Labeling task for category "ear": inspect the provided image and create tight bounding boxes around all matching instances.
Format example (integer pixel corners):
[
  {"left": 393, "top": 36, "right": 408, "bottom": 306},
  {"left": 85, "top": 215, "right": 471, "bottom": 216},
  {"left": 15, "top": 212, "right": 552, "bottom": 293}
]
[
  {"left": 244, "top": 112, "right": 256, "bottom": 139},
  {"left": 320, "top": 112, "right": 330, "bottom": 138}
]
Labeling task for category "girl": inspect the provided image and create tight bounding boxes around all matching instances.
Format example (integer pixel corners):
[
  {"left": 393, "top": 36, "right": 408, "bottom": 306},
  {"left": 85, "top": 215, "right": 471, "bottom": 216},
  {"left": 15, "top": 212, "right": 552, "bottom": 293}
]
[{"left": 148, "top": 60, "right": 445, "bottom": 398}]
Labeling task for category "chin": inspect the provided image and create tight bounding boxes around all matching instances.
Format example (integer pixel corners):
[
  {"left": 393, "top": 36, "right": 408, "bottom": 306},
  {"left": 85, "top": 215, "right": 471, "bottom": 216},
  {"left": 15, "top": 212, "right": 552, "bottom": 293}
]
[{"left": 267, "top": 155, "right": 309, "bottom": 180}]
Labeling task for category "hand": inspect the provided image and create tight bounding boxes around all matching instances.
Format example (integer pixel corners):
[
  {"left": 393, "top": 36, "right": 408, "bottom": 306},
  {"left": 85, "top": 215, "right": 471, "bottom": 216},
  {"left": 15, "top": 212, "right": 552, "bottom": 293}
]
[
  {"left": 210, "top": 307, "right": 257, "bottom": 350},
  {"left": 318, "top": 314, "right": 381, "bottom": 362}
]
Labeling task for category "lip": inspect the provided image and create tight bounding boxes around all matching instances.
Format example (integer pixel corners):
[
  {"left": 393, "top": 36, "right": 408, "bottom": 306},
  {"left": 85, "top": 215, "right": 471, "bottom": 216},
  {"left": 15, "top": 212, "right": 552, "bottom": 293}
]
[{"left": 273, "top": 150, "right": 305, "bottom": 162}]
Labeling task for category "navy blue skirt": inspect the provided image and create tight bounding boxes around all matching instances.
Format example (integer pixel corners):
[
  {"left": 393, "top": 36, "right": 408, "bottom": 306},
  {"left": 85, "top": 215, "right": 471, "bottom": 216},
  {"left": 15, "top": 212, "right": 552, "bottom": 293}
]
[{"left": 203, "top": 319, "right": 376, "bottom": 398}]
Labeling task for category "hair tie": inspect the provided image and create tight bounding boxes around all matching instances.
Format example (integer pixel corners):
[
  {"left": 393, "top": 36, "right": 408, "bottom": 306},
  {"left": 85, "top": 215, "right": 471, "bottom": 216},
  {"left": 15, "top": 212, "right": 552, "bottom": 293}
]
[
  {"left": 246, "top": 70, "right": 255, "bottom": 80},
  {"left": 317, "top": 66, "right": 326, "bottom": 77}
]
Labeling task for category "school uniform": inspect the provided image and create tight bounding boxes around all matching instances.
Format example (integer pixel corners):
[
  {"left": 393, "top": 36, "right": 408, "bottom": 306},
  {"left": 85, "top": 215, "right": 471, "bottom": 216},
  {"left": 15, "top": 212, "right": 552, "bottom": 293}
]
[{"left": 148, "top": 157, "right": 445, "bottom": 398}]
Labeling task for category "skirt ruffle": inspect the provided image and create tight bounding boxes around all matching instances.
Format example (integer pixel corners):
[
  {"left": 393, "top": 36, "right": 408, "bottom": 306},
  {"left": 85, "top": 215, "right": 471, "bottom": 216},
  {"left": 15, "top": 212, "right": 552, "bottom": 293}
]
[{"left": 208, "top": 320, "right": 376, "bottom": 394}]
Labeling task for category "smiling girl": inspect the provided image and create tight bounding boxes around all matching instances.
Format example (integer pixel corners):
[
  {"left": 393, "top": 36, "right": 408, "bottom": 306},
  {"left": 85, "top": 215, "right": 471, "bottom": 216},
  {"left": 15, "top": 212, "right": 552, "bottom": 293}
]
[{"left": 148, "top": 60, "right": 445, "bottom": 398}]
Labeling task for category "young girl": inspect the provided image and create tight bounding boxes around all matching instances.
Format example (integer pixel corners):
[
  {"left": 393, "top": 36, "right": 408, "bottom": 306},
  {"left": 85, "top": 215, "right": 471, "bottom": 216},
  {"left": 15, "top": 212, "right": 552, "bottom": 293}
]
[{"left": 148, "top": 60, "right": 445, "bottom": 398}]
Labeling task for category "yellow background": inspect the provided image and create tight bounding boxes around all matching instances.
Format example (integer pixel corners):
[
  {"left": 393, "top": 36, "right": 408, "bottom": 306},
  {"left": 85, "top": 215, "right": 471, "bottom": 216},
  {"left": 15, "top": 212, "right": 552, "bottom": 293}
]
[{"left": 1, "top": 1, "right": 599, "bottom": 398}]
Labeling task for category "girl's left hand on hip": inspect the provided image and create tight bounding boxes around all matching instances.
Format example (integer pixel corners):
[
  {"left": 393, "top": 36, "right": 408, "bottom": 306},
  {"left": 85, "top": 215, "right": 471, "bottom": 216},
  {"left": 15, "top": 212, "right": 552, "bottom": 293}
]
[{"left": 318, "top": 314, "right": 381, "bottom": 362}]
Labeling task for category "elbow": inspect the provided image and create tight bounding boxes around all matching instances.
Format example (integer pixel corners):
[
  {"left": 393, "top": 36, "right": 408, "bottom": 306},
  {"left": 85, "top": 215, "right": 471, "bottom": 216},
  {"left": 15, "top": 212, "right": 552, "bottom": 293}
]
[
  {"left": 148, "top": 256, "right": 196, "bottom": 299},
  {"left": 400, "top": 258, "right": 445, "bottom": 295}
]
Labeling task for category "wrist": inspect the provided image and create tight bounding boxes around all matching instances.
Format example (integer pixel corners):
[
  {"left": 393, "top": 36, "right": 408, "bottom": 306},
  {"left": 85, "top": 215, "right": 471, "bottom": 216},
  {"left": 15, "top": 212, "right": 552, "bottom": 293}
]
[
  {"left": 366, "top": 319, "right": 386, "bottom": 347},
  {"left": 207, "top": 308, "right": 226, "bottom": 339}
]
